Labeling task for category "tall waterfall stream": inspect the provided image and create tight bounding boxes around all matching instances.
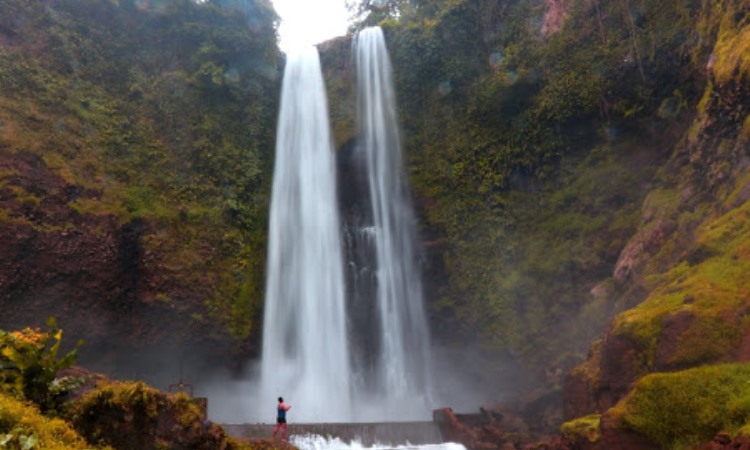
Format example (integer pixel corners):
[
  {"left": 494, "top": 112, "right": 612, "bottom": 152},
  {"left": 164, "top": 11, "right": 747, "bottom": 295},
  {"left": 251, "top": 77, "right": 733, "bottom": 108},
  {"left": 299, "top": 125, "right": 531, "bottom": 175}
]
[{"left": 258, "top": 45, "right": 352, "bottom": 421}]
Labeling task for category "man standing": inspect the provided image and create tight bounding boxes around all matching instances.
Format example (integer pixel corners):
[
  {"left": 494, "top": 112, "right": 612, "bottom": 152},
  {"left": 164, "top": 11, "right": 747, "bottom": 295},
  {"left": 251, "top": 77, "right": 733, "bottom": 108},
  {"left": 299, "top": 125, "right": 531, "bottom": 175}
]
[{"left": 272, "top": 396, "right": 292, "bottom": 441}]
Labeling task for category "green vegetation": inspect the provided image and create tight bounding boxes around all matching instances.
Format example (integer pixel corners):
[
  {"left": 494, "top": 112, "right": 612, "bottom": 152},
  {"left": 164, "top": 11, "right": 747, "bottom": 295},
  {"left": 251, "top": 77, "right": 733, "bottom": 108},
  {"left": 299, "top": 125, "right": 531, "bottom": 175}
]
[
  {"left": 560, "top": 414, "right": 601, "bottom": 444},
  {"left": 331, "top": 0, "right": 717, "bottom": 369},
  {"left": 0, "top": 322, "right": 98, "bottom": 449},
  {"left": 0, "top": 0, "right": 280, "bottom": 344},
  {"left": 0, "top": 393, "right": 108, "bottom": 450},
  {"left": 700, "top": 0, "right": 750, "bottom": 84},
  {"left": 0, "top": 323, "right": 271, "bottom": 450},
  {"left": 66, "top": 380, "right": 258, "bottom": 450},
  {"left": 613, "top": 200, "right": 750, "bottom": 370},
  {"left": 0, "top": 318, "right": 81, "bottom": 413},
  {"left": 610, "top": 363, "right": 750, "bottom": 450},
  {"left": 325, "top": 0, "right": 750, "bottom": 387}
]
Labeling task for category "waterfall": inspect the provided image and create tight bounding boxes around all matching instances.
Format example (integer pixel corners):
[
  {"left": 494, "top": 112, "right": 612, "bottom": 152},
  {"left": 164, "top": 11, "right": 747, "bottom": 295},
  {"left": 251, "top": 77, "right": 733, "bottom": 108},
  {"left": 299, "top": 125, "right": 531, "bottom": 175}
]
[
  {"left": 350, "top": 26, "right": 433, "bottom": 418},
  {"left": 255, "top": 29, "right": 433, "bottom": 424},
  {"left": 258, "top": 46, "right": 352, "bottom": 422}
]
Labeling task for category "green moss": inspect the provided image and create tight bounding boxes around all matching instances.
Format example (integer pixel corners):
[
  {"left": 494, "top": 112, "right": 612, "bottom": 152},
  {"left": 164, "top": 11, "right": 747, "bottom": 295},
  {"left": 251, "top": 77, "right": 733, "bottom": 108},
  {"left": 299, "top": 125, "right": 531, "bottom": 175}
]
[
  {"left": 613, "top": 287, "right": 684, "bottom": 352},
  {"left": 41, "top": 152, "right": 77, "bottom": 185},
  {"left": 121, "top": 186, "right": 176, "bottom": 221},
  {"left": 700, "top": 203, "right": 750, "bottom": 255},
  {"left": 641, "top": 189, "right": 681, "bottom": 222},
  {"left": 206, "top": 252, "right": 266, "bottom": 340},
  {"left": 0, "top": 208, "right": 9, "bottom": 222},
  {"left": 560, "top": 414, "right": 602, "bottom": 444},
  {"left": 668, "top": 316, "right": 740, "bottom": 366},
  {"left": 6, "top": 185, "right": 42, "bottom": 207},
  {"left": 570, "top": 340, "right": 603, "bottom": 385},
  {"left": 610, "top": 363, "right": 750, "bottom": 450},
  {"left": 68, "top": 197, "right": 125, "bottom": 219},
  {"left": 711, "top": 5, "right": 750, "bottom": 84},
  {"left": 614, "top": 201, "right": 750, "bottom": 370}
]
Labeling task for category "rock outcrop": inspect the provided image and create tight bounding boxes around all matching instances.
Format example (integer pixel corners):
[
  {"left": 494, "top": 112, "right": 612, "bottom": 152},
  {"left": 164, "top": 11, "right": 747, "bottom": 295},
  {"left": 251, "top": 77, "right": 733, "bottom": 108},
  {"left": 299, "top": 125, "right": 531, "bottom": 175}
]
[{"left": 59, "top": 366, "right": 274, "bottom": 450}]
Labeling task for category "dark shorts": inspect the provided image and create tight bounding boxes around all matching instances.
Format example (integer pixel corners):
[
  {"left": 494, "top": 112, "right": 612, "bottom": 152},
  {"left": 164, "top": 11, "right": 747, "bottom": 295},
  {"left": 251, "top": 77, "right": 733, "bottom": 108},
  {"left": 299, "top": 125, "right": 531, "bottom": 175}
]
[{"left": 277, "top": 418, "right": 287, "bottom": 424}]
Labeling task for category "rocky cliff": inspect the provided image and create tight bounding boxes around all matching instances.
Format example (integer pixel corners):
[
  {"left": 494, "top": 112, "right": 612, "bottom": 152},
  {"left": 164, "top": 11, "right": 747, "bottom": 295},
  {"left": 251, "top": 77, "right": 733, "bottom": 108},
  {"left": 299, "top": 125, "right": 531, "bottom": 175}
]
[
  {"left": 0, "top": 0, "right": 280, "bottom": 379},
  {"left": 325, "top": 0, "right": 750, "bottom": 447}
]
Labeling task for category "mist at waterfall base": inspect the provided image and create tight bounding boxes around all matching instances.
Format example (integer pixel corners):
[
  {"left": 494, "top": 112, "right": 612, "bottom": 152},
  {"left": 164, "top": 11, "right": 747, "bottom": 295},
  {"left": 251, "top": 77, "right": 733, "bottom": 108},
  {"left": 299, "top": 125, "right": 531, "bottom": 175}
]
[
  {"left": 198, "top": 29, "right": 519, "bottom": 424},
  {"left": 198, "top": 342, "right": 519, "bottom": 423}
]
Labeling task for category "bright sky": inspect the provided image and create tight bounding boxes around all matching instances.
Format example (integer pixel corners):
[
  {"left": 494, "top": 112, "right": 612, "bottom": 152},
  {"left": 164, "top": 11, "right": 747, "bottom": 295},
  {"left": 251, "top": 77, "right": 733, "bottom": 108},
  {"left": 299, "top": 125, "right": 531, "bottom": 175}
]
[{"left": 271, "top": 0, "right": 350, "bottom": 53}]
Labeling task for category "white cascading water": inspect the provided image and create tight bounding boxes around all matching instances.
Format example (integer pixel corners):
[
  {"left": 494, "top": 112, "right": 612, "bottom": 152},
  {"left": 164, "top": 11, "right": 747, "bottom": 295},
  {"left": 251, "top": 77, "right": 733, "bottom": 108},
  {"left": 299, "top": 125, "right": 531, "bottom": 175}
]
[
  {"left": 255, "top": 29, "right": 433, "bottom": 424},
  {"left": 258, "top": 46, "right": 352, "bottom": 422},
  {"left": 292, "top": 435, "right": 467, "bottom": 450},
  {"left": 353, "top": 26, "right": 433, "bottom": 416}
]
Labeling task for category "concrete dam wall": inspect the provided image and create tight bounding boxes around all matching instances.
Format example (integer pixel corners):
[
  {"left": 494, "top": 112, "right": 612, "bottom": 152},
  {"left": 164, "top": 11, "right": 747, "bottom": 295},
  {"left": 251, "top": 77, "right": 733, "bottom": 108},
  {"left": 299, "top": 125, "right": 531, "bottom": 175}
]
[{"left": 223, "top": 421, "right": 443, "bottom": 446}]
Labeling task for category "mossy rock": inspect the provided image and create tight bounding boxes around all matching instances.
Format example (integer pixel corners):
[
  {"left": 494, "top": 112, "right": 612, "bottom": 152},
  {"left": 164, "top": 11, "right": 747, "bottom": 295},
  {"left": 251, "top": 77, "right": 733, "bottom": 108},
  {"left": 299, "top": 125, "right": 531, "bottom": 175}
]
[
  {"left": 609, "top": 363, "right": 750, "bottom": 450},
  {"left": 560, "top": 414, "right": 601, "bottom": 444},
  {"left": 612, "top": 200, "right": 750, "bottom": 369},
  {"left": 65, "top": 380, "right": 251, "bottom": 450}
]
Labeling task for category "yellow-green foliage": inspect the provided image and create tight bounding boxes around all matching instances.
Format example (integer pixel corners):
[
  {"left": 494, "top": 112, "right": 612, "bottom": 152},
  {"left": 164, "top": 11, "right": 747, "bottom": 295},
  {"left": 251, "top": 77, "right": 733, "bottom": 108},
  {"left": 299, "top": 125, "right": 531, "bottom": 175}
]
[
  {"left": 560, "top": 414, "right": 602, "bottom": 444},
  {"left": 722, "top": 170, "right": 750, "bottom": 216},
  {"left": 207, "top": 252, "right": 266, "bottom": 339},
  {"left": 613, "top": 201, "right": 750, "bottom": 367},
  {"left": 740, "top": 115, "right": 750, "bottom": 143},
  {"left": 69, "top": 381, "right": 171, "bottom": 447},
  {"left": 72, "top": 381, "right": 164, "bottom": 421},
  {"left": 610, "top": 363, "right": 750, "bottom": 450},
  {"left": 0, "top": 320, "right": 80, "bottom": 411},
  {"left": 0, "top": 392, "right": 108, "bottom": 450},
  {"left": 709, "top": 1, "right": 750, "bottom": 84}
]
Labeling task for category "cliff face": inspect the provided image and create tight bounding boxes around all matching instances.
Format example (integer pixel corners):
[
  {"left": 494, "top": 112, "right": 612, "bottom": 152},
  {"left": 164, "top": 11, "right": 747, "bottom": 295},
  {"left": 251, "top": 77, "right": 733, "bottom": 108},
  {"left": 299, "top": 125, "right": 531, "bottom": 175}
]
[
  {"left": 0, "top": 149, "right": 220, "bottom": 373},
  {"left": 561, "top": 9, "right": 750, "bottom": 442},
  {"left": 0, "top": 0, "right": 280, "bottom": 377},
  {"left": 326, "top": 0, "right": 750, "bottom": 445}
]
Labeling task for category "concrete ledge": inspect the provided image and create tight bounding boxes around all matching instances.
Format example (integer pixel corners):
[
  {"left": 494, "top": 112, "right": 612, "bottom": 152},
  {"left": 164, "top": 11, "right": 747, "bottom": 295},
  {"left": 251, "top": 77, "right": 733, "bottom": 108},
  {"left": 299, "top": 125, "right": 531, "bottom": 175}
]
[{"left": 223, "top": 421, "right": 443, "bottom": 446}]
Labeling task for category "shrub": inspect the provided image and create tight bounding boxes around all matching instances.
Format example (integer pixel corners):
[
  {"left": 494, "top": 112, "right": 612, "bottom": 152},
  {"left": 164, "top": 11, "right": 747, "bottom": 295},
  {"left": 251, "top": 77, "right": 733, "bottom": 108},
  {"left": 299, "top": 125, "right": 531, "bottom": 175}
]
[
  {"left": 0, "top": 318, "right": 81, "bottom": 412},
  {"left": 0, "top": 392, "right": 108, "bottom": 450},
  {"left": 67, "top": 380, "right": 248, "bottom": 450}
]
